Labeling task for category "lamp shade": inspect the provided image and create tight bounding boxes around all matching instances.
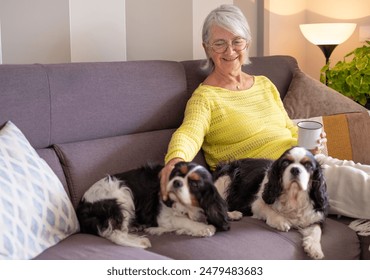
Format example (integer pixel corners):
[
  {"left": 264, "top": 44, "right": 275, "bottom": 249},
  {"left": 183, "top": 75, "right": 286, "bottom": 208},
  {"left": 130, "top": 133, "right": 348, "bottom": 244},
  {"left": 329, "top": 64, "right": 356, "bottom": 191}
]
[{"left": 300, "top": 23, "right": 356, "bottom": 45}]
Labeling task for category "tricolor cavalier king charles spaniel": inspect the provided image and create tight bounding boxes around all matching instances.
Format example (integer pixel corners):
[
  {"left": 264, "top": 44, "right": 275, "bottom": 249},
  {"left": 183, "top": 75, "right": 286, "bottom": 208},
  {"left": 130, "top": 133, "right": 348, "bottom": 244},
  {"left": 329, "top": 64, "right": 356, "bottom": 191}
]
[
  {"left": 77, "top": 162, "right": 229, "bottom": 249},
  {"left": 213, "top": 147, "right": 329, "bottom": 259}
]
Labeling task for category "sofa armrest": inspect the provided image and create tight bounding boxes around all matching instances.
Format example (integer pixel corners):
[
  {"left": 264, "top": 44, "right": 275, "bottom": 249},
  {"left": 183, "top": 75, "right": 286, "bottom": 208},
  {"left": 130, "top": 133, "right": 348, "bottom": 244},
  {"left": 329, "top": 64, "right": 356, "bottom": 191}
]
[{"left": 283, "top": 70, "right": 367, "bottom": 119}]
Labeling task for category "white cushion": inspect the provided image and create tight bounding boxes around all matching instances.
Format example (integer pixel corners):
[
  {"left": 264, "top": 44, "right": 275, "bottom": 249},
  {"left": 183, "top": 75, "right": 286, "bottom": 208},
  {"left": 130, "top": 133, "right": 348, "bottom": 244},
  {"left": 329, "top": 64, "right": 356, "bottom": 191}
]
[{"left": 0, "top": 121, "right": 79, "bottom": 259}]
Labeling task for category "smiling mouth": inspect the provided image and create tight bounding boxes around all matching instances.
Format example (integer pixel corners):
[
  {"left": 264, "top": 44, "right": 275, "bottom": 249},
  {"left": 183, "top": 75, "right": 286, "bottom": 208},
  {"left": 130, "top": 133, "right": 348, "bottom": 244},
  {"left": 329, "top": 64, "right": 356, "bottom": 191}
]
[{"left": 223, "top": 56, "right": 238, "bottom": 61}]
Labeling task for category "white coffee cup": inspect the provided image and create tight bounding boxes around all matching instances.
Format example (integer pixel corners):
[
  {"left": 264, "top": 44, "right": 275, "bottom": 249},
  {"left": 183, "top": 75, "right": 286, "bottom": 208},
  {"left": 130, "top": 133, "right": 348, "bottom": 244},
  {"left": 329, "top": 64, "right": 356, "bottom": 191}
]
[{"left": 297, "top": 121, "right": 323, "bottom": 150}]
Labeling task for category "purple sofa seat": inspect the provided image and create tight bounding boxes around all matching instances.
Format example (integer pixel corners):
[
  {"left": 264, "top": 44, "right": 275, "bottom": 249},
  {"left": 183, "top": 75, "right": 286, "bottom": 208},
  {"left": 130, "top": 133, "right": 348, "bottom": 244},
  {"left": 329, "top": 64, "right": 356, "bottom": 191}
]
[
  {"left": 0, "top": 56, "right": 364, "bottom": 259},
  {"left": 34, "top": 217, "right": 359, "bottom": 260}
]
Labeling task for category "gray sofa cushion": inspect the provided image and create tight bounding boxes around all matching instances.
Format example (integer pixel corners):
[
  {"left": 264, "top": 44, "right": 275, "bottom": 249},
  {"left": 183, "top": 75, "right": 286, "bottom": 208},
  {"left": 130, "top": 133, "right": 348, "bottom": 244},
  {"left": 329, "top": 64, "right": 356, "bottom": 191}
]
[
  {"left": 45, "top": 61, "right": 191, "bottom": 145},
  {"left": 37, "top": 148, "right": 69, "bottom": 194},
  {"left": 146, "top": 217, "right": 359, "bottom": 260},
  {"left": 0, "top": 65, "right": 51, "bottom": 149},
  {"left": 283, "top": 70, "right": 367, "bottom": 119},
  {"left": 34, "top": 233, "right": 171, "bottom": 260},
  {"left": 35, "top": 217, "right": 360, "bottom": 260}
]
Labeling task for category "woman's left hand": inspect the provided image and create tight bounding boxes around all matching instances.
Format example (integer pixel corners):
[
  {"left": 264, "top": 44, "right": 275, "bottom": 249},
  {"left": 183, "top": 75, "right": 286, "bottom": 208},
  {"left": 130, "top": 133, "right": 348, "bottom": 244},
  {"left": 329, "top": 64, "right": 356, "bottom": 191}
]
[{"left": 310, "top": 131, "right": 327, "bottom": 155}]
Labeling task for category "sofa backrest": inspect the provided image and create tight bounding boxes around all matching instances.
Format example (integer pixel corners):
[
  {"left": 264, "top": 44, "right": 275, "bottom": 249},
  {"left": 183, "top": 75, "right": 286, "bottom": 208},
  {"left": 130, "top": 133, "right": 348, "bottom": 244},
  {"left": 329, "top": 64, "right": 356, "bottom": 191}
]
[
  {"left": 0, "top": 61, "right": 190, "bottom": 148},
  {"left": 0, "top": 64, "right": 52, "bottom": 149},
  {"left": 0, "top": 56, "right": 298, "bottom": 149}
]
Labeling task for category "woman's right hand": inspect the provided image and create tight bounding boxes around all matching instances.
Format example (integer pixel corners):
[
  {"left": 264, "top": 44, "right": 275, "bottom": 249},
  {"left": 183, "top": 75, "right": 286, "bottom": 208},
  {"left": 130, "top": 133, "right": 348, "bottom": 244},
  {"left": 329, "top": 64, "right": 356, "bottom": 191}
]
[
  {"left": 160, "top": 158, "right": 184, "bottom": 201},
  {"left": 310, "top": 131, "right": 327, "bottom": 155}
]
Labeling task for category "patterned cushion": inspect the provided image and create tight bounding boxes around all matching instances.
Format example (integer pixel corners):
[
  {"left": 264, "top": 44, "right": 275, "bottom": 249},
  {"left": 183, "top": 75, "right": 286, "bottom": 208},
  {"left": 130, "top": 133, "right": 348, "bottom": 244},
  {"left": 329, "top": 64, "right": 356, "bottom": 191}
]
[{"left": 0, "top": 121, "right": 79, "bottom": 259}]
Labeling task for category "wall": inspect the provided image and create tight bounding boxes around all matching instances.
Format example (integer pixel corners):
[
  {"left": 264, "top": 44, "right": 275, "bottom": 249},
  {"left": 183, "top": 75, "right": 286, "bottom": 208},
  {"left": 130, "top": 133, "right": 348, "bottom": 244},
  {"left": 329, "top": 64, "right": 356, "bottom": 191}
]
[
  {"left": 266, "top": 0, "right": 370, "bottom": 79},
  {"left": 126, "top": 0, "right": 192, "bottom": 61},
  {"left": 264, "top": 0, "right": 306, "bottom": 70},
  {"left": 70, "top": 0, "right": 126, "bottom": 62},
  {"left": 0, "top": 0, "right": 70, "bottom": 64},
  {"left": 0, "top": 0, "right": 127, "bottom": 64},
  {"left": 0, "top": 0, "right": 369, "bottom": 79},
  {"left": 0, "top": 0, "right": 259, "bottom": 64}
]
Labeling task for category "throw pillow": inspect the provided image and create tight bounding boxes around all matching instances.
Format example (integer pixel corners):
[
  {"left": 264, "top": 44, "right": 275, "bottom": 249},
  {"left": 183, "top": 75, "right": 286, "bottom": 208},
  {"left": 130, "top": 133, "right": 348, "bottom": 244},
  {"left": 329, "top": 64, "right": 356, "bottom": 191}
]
[
  {"left": 283, "top": 70, "right": 367, "bottom": 119},
  {"left": 0, "top": 121, "right": 79, "bottom": 259},
  {"left": 293, "top": 112, "right": 370, "bottom": 164}
]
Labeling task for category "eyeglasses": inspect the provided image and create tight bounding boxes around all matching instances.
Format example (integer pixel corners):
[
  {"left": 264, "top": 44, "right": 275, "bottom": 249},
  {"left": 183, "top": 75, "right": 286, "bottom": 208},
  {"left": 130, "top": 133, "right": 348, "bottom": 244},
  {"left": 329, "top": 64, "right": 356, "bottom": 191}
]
[{"left": 208, "top": 37, "right": 248, "bottom": 54}]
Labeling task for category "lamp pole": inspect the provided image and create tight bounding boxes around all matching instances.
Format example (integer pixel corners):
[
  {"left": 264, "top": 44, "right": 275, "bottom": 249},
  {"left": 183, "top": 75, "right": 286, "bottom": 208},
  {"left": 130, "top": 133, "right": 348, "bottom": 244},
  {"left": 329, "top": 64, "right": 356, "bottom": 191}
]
[
  {"left": 317, "top": 45, "right": 338, "bottom": 85},
  {"left": 317, "top": 45, "right": 338, "bottom": 64}
]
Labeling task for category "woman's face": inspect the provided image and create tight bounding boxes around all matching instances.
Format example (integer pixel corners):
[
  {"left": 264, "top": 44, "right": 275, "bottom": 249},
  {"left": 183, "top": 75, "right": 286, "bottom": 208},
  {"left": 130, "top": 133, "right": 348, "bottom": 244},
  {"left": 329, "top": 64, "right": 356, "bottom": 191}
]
[{"left": 205, "top": 25, "right": 247, "bottom": 74}]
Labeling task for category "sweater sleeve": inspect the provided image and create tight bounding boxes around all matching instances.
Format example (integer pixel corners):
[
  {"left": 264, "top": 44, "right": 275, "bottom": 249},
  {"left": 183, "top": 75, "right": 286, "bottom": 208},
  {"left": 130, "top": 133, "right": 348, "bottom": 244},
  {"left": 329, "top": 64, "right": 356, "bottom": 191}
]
[{"left": 164, "top": 89, "right": 211, "bottom": 164}]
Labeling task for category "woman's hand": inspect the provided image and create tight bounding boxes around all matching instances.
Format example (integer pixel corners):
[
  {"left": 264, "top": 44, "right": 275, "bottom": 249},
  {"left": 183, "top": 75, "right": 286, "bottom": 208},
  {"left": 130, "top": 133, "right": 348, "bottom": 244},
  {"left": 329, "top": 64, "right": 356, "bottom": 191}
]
[
  {"left": 310, "top": 131, "right": 327, "bottom": 155},
  {"left": 160, "top": 158, "right": 184, "bottom": 201}
]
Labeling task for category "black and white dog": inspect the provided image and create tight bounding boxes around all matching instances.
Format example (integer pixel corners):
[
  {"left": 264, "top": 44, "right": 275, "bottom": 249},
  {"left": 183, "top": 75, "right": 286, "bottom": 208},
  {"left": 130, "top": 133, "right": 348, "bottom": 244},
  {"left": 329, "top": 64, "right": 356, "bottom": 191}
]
[
  {"left": 213, "top": 147, "right": 329, "bottom": 259},
  {"left": 77, "top": 162, "right": 229, "bottom": 249}
]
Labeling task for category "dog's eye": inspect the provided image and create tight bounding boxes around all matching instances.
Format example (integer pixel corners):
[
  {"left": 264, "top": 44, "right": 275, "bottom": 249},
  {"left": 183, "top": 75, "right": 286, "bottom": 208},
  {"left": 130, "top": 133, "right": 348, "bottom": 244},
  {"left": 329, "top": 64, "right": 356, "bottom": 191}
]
[
  {"left": 281, "top": 160, "right": 290, "bottom": 168},
  {"left": 188, "top": 180, "right": 199, "bottom": 188},
  {"left": 303, "top": 162, "right": 313, "bottom": 170}
]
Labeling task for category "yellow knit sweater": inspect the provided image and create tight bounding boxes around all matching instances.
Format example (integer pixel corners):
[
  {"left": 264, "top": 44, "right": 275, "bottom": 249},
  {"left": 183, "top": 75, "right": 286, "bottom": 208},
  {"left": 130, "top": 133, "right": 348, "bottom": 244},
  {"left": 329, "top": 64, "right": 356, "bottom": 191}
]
[{"left": 165, "top": 75, "right": 298, "bottom": 170}]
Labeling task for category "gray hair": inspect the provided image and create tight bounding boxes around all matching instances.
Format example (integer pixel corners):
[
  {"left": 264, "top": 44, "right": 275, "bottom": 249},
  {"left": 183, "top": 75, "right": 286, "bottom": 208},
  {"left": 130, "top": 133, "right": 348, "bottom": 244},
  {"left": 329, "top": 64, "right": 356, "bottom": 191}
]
[{"left": 202, "top": 4, "right": 252, "bottom": 71}]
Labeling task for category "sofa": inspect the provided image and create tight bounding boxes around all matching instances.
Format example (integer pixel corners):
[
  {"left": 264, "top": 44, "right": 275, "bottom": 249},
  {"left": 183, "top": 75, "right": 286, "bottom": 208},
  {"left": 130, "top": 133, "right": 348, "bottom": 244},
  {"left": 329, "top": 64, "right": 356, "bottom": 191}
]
[{"left": 1, "top": 55, "right": 369, "bottom": 260}]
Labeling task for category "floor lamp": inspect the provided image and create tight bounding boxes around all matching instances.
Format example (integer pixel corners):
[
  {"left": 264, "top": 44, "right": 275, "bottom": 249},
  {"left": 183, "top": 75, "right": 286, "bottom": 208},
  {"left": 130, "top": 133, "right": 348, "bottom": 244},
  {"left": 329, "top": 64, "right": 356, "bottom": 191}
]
[{"left": 300, "top": 23, "right": 357, "bottom": 64}]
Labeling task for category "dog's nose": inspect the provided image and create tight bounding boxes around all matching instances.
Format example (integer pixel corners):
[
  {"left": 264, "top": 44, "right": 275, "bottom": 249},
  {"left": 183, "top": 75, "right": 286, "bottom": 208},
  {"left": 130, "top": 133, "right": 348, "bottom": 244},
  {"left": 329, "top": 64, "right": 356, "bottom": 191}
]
[
  {"left": 173, "top": 180, "right": 183, "bottom": 188},
  {"left": 291, "top": 167, "right": 300, "bottom": 176}
]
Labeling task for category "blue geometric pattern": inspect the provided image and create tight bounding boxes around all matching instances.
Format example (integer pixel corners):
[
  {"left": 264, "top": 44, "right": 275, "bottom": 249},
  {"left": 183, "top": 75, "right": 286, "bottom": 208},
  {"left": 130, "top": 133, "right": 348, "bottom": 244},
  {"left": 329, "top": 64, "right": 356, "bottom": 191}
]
[{"left": 0, "top": 121, "right": 79, "bottom": 259}]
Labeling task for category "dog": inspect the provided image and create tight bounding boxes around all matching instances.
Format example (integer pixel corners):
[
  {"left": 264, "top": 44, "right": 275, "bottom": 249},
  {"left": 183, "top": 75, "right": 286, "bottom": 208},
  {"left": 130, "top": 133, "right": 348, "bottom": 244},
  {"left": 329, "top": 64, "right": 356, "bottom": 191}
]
[
  {"left": 76, "top": 161, "right": 229, "bottom": 249},
  {"left": 213, "top": 146, "right": 329, "bottom": 259}
]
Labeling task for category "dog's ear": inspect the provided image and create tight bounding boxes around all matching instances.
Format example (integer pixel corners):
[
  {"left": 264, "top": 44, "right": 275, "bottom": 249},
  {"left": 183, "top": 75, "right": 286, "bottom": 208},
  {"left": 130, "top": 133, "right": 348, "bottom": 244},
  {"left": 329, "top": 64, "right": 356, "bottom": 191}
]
[
  {"left": 213, "top": 160, "right": 240, "bottom": 182},
  {"left": 199, "top": 182, "right": 230, "bottom": 231},
  {"left": 309, "top": 165, "right": 329, "bottom": 214},
  {"left": 262, "top": 161, "right": 283, "bottom": 204}
]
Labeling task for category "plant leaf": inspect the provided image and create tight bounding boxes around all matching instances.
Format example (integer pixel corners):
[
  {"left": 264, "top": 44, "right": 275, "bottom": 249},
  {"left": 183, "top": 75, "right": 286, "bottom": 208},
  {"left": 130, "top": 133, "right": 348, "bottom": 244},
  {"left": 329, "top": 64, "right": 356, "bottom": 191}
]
[
  {"left": 356, "top": 56, "right": 368, "bottom": 71},
  {"left": 323, "top": 41, "right": 370, "bottom": 104}
]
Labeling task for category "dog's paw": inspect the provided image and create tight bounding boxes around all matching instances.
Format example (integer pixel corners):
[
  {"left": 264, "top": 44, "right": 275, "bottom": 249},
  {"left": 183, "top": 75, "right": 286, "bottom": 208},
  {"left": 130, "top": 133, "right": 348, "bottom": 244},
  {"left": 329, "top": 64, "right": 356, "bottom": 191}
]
[
  {"left": 266, "top": 215, "right": 291, "bottom": 232},
  {"left": 228, "top": 211, "right": 243, "bottom": 221},
  {"left": 200, "top": 225, "right": 216, "bottom": 237},
  {"left": 193, "top": 225, "right": 216, "bottom": 237},
  {"left": 303, "top": 240, "right": 324, "bottom": 260},
  {"left": 144, "top": 227, "right": 168, "bottom": 236},
  {"left": 138, "top": 237, "right": 152, "bottom": 249}
]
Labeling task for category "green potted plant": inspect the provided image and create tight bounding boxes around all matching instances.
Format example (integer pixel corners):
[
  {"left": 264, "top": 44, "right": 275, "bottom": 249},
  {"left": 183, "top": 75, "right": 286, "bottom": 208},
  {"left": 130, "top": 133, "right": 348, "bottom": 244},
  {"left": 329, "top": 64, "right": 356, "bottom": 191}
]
[{"left": 320, "top": 41, "right": 370, "bottom": 108}]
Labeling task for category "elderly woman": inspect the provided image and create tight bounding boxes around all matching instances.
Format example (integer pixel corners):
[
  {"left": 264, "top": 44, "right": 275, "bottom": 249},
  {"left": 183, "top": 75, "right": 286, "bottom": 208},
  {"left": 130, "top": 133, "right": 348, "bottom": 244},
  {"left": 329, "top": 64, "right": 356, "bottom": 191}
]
[{"left": 160, "top": 4, "right": 370, "bottom": 224}]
